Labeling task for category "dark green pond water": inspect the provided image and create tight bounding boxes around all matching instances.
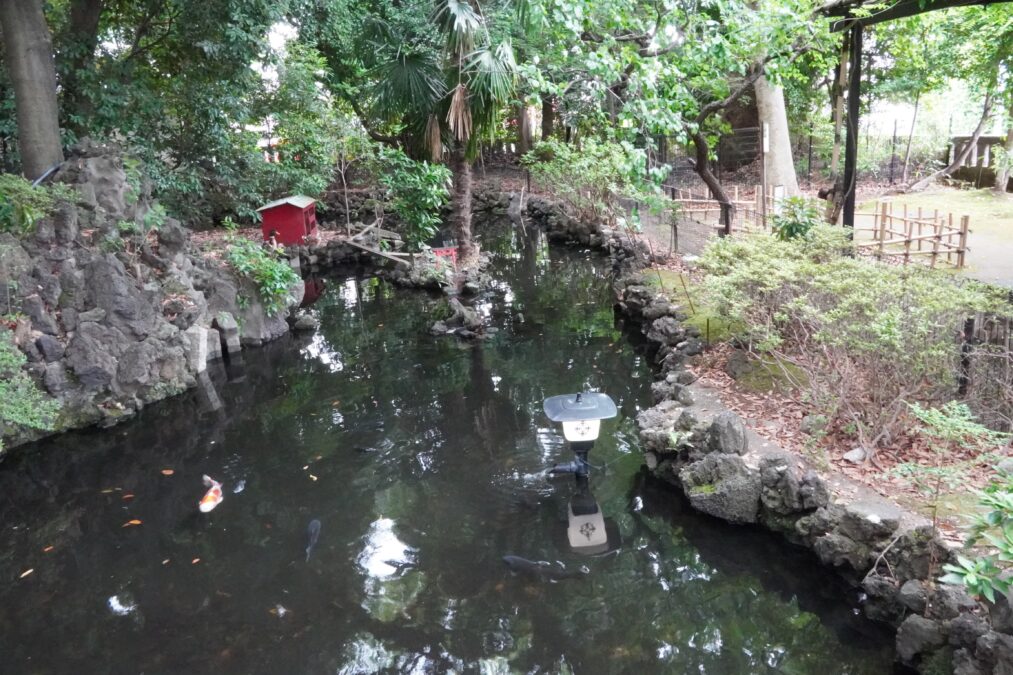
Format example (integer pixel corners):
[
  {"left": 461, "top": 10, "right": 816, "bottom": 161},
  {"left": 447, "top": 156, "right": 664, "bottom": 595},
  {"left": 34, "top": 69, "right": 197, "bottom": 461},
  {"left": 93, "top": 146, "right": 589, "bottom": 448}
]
[{"left": 0, "top": 224, "right": 899, "bottom": 674}]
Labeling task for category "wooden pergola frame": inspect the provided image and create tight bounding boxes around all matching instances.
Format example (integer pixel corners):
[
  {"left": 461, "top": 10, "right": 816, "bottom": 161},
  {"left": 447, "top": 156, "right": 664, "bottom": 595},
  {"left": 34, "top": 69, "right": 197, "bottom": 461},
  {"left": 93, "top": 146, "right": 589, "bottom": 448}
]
[{"left": 819, "top": 0, "right": 1011, "bottom": 228}]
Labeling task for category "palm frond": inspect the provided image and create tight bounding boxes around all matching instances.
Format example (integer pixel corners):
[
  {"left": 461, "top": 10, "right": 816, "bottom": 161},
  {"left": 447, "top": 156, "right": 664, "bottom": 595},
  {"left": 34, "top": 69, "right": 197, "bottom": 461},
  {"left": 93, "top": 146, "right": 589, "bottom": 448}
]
[
  {"left": 371, "top": 52, "right": 446, "bottom": 122},
  {"left": 446, "top": 83, "right": 473, "bottom": 142},
  {"left": 431, "top": 0, "right": 484, "bottom": 56},
  {"left": 465, "top": 41, "right": 517, "bottom": 117}
]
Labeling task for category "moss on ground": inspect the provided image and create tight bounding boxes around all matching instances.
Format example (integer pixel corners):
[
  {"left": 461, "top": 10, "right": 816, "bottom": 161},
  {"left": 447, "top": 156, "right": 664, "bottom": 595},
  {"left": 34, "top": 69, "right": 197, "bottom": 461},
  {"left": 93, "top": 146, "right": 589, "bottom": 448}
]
[
  {"left": 642, "top": 268, "right": 741, "bottom": 344},
  {"left": 732, "top": 353, "right": 808, "bottom": 394}
]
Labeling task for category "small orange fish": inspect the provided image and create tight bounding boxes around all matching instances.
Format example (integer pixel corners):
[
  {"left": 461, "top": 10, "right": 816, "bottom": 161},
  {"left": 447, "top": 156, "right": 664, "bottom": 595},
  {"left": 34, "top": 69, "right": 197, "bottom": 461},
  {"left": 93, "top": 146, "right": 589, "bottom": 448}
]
[{"left": 199, "top": 475, "right": 224, "bottom": 513}]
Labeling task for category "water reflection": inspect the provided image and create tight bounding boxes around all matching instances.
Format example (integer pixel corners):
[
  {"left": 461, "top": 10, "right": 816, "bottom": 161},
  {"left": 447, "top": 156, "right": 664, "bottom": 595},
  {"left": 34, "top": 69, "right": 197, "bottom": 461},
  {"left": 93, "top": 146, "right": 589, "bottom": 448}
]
[
  {"left": 0, "top": 220, "right": 900, "bottom": 674},
  {"left": 356, "top": 517, "right": 415, "bottom": 579},
  {"left": 302, "top": 332, "right": 344, "bottom": 372}
]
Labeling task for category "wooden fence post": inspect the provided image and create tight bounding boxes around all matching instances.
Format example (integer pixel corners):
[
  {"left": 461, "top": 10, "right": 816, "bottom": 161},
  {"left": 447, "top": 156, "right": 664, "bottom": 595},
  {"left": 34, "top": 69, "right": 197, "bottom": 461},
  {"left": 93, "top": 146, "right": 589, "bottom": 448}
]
[
  {"left": 930, "top": 216, "right": 940, "bottom": 268},
  {"left": 917, "top": 206, "right": 923, "bottom": 253},
  {"left": 958, "top": 317, "right": 976, "bottom": 396},
  {"left": 878, "top": 202, "right": 888, "bottom": 259},
  {"left": 903, "top": 204, "right": 912, "bottom": 264},
  {"left": 958, "top": 215, "right": 969, "bottom": 269}
]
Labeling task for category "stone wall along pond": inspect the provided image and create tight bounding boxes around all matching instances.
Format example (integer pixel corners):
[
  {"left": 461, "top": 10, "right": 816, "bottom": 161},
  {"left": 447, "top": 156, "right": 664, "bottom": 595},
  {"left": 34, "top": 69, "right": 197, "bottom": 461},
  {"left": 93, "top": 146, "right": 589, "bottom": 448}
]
[{"left": 613, "top": 260, "right": 1013, "bottom": 674}]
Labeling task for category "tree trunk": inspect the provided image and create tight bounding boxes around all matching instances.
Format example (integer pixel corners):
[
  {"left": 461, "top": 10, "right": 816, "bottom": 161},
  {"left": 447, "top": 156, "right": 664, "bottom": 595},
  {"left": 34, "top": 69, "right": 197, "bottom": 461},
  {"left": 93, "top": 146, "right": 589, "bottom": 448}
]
[
  {"left": 994, "top": 115, "right": 1012, "bottom": 195},
  {"left": 540, "top": 96, "right": 554, "bottom": 140},
  {"left": 909, "top": 92, "right": 994, "bottom": 192},
  {"left": 754, "top": 73, "right": 799, "bottom": 195},
  {"left": 901, "top": 91, "right": 920, "bottom": 184},
  {"left": 829, "top": 39, "right": 849, "bottom": 177},
  {"left": 58, "top": 0, "right": 104, "bottom": 135},
  {"left": 0, "top": 0, "right": 64, "bottom": 179},
  {"left": 516, "top": 105, "right": 532, "bottom": 155},
  {"left": 690, "top": 130, "right": 733, "bottom": 226},
  {"left": 450, "top": 146, "right": 477, "bottom": 264}
]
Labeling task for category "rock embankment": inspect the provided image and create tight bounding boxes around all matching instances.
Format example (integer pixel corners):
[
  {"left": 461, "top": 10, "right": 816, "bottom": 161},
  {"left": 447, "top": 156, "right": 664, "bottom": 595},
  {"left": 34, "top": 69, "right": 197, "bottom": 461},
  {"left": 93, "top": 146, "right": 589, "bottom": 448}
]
[
  {"left": 614, "top": 269, "right": 1013, "bottom": 674},
  {"left": 0, "top": 142, "right": 368, "bottom": 452}
]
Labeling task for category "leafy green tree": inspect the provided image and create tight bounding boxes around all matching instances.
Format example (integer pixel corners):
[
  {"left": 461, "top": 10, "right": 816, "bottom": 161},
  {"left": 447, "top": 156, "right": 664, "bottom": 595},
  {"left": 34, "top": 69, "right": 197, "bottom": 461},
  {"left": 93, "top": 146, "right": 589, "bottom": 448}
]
[
  {"left": 377, "top": 147, "right": 451, "bottom": 253},
  {"left": 262, "top": 42, "right": 340, "bottom": 200},
  {"left": 520, "top": 0, "right": 830, "bottom": 210},
  {"left": 301, "top": 0, "right": 518, "bottom": 265}
]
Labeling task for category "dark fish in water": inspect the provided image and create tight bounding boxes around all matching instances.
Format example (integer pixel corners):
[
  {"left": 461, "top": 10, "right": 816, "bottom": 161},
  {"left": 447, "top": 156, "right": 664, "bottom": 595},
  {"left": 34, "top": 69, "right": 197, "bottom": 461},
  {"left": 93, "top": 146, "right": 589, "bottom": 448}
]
[
  {"left": 305, "top": 519, "right": 321, "bottom": 562},
  {"left": 502, "top": 555, "right": 589, "bottom": 582}
]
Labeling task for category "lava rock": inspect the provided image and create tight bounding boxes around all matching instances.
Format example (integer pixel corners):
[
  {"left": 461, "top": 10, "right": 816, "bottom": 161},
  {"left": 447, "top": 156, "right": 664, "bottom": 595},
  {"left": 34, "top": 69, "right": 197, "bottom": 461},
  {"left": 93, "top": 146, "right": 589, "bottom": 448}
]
[
  {"left": 975, "top": 631, "right": 1013, "bottom": 672},
  {"left": 43, "top": 362, "right": 70, "bottom": 396},
  {"left": 674, "top": 370, "right": 698, "bottom": 385},
  {"left": 928, "top": 584, "right": 980, "bottom": 621},
  {"left": 679, "top": 453, "right": 761, "bottom": 524},
  {"left": 646, "top": 316, "right": 683, "bottom": 345},
  {"left": 641, "top": 298, "right": 673, "bottom": 321},
  {"left": 838, "top": 499, "right": 901, "bottom": 543},
  {"left": 22, "top": 294, "right": 59, "bottom": 335},
  {"left": 724, "top": 349, "right": 751, "bottom": 380},
  {"left": 952, "top": 648, "right": 988, "bottom": 675},
  {"left": 812, "top": 532, "right": 871, "bottom": 569},
  {"left": 988, "top": 590, "right": 1013, "bottom": 633},
  {"left": 896, "top": 615, "right": 946, "bottom": 663},
  {"left": 65, "top": 321, "right": 124, "bottom": 389},
  {"left": 636, "top": 400, "right": 685, "bottom": 454},
  {"left": 862, "top": 574, "right": 904, "bottom": 623},
  {"left": 759, "top": 451, "right": 829, "bottom": 515},
  {"left": 708, "top": 411, "right": 748, "bottom": 455},
  {"left": 899, "top": 579, "right": 928, "bottom": 613},
  {"left": 35, "top": 334, "right": 65, "bottom": 362},
  {"left": 681, "top": 338, "right": 704, "bottom": 356},
  {"left": 949, "top": 613, "right": 990, "bottom": 649}
]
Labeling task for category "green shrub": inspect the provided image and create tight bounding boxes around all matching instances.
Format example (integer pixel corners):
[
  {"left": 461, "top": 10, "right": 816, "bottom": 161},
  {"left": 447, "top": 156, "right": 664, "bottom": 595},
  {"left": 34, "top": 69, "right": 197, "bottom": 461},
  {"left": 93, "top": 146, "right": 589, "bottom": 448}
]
[
  {"left": 892, "top": 402, "right": 1007, "bottom": 547},
  {"left": 699, "top": 226, "right": 1004, "bottom": 453},
  {"left": 377, "top": 148, "right": 451, "bottom": 252},
  {"left": 943, "top": 458, "right": 1013, "bottom": 602},
  {"left": 0, "top": 175, "right": 74, "bottom": 236},
  {"left": 521, "top": 138, "right": 670, "bottom": 228},
  {"left": 225, "top": 237, "right": 300, "bottom": 316},
  {"left": 770, "top": 196, "right": 823, "bottom": 241},
  {"left": 0, "top": 329, "right": 60, "bottom": 451}
]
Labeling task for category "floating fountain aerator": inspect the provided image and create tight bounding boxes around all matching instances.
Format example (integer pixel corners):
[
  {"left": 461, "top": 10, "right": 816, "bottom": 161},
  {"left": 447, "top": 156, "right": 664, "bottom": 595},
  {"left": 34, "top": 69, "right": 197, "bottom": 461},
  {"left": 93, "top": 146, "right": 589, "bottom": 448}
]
[{"left": 543, "top": 392, "right": 618, "bottom": 553}]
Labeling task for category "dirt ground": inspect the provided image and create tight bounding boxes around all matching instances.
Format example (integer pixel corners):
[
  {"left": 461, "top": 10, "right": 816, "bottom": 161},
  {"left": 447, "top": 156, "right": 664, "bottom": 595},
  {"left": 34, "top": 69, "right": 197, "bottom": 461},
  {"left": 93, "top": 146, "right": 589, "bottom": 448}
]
[{"left": 857, "top": 187, "right": 1013, "bottom": 288}]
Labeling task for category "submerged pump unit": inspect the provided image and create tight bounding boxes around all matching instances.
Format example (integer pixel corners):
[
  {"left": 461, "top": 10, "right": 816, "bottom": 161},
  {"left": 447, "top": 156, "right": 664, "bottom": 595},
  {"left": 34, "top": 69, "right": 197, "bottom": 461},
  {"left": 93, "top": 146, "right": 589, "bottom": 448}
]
[{"left": 543, "top": 392, "right": 618, "bottom": 553}]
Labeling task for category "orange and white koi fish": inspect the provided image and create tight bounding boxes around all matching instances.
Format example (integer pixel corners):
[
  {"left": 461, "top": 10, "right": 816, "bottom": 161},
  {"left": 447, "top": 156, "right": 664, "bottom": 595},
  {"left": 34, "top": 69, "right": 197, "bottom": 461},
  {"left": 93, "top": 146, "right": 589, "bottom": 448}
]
[{"left": 199, "top": 475, "right": 224, "bottom": 513}]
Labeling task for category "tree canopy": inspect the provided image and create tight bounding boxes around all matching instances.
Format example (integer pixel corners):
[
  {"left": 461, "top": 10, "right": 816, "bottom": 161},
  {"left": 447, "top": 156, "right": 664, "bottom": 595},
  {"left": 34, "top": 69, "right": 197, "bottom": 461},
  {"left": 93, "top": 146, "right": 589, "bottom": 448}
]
[{"left": 0, "top": 0, "right": 1009, "bottom": 225}]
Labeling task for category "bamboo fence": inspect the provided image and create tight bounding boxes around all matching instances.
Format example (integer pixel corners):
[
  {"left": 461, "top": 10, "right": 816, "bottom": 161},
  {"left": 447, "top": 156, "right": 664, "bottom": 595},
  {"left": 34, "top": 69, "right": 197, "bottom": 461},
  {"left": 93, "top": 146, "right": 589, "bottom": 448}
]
[
  {"left": 667, "top": 184, "right": 777, "bottom": 232},
  {"left": 854, "top": 201, "right": 969, "bottom": 269}
]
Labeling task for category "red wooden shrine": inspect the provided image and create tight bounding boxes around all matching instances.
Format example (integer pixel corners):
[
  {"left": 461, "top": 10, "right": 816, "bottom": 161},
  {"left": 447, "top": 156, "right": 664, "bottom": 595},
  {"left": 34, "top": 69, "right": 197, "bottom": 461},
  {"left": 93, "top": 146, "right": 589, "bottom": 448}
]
[{"left": 257, "top": 195, "right": 318, "bottom": 245}]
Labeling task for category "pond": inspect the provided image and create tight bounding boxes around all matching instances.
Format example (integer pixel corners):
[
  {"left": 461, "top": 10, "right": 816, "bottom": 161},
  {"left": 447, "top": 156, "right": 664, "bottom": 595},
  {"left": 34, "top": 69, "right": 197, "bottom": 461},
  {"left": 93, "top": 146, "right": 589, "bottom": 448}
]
[{"left": 0, "top": 223, "right": 900, "bottom": 673}]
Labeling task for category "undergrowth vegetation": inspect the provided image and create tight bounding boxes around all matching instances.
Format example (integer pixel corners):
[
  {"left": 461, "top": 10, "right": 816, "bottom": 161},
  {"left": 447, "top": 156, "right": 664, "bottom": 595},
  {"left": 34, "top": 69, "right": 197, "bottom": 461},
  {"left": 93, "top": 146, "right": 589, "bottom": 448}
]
[
  {"left": 944, "top": 463, "right": 1013, "bottom": 602},
  {"left": 377, "top": 148, "right": 451, "bottom": 252},
  {"left": 522, "top": 139, "right": 670, "bottom": 228},
  {"left": 699, "top": 226, "right": 1007, "bottom": 457},
  {"left": 225, "top": 237, "right": 300, "bottom": 316},
  {"left": 0, "top": 329, "right": 60, "bottom": 451},
  {"left": 0, "top": 175, "right": 75, "bottom": 236}
]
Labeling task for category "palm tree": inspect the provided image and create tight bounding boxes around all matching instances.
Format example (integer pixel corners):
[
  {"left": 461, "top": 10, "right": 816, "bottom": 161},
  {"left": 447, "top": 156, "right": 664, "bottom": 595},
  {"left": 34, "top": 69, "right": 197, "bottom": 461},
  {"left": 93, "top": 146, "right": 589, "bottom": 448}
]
[{"left": 369, "top": 0, "right": 517, "bottom": 267}]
